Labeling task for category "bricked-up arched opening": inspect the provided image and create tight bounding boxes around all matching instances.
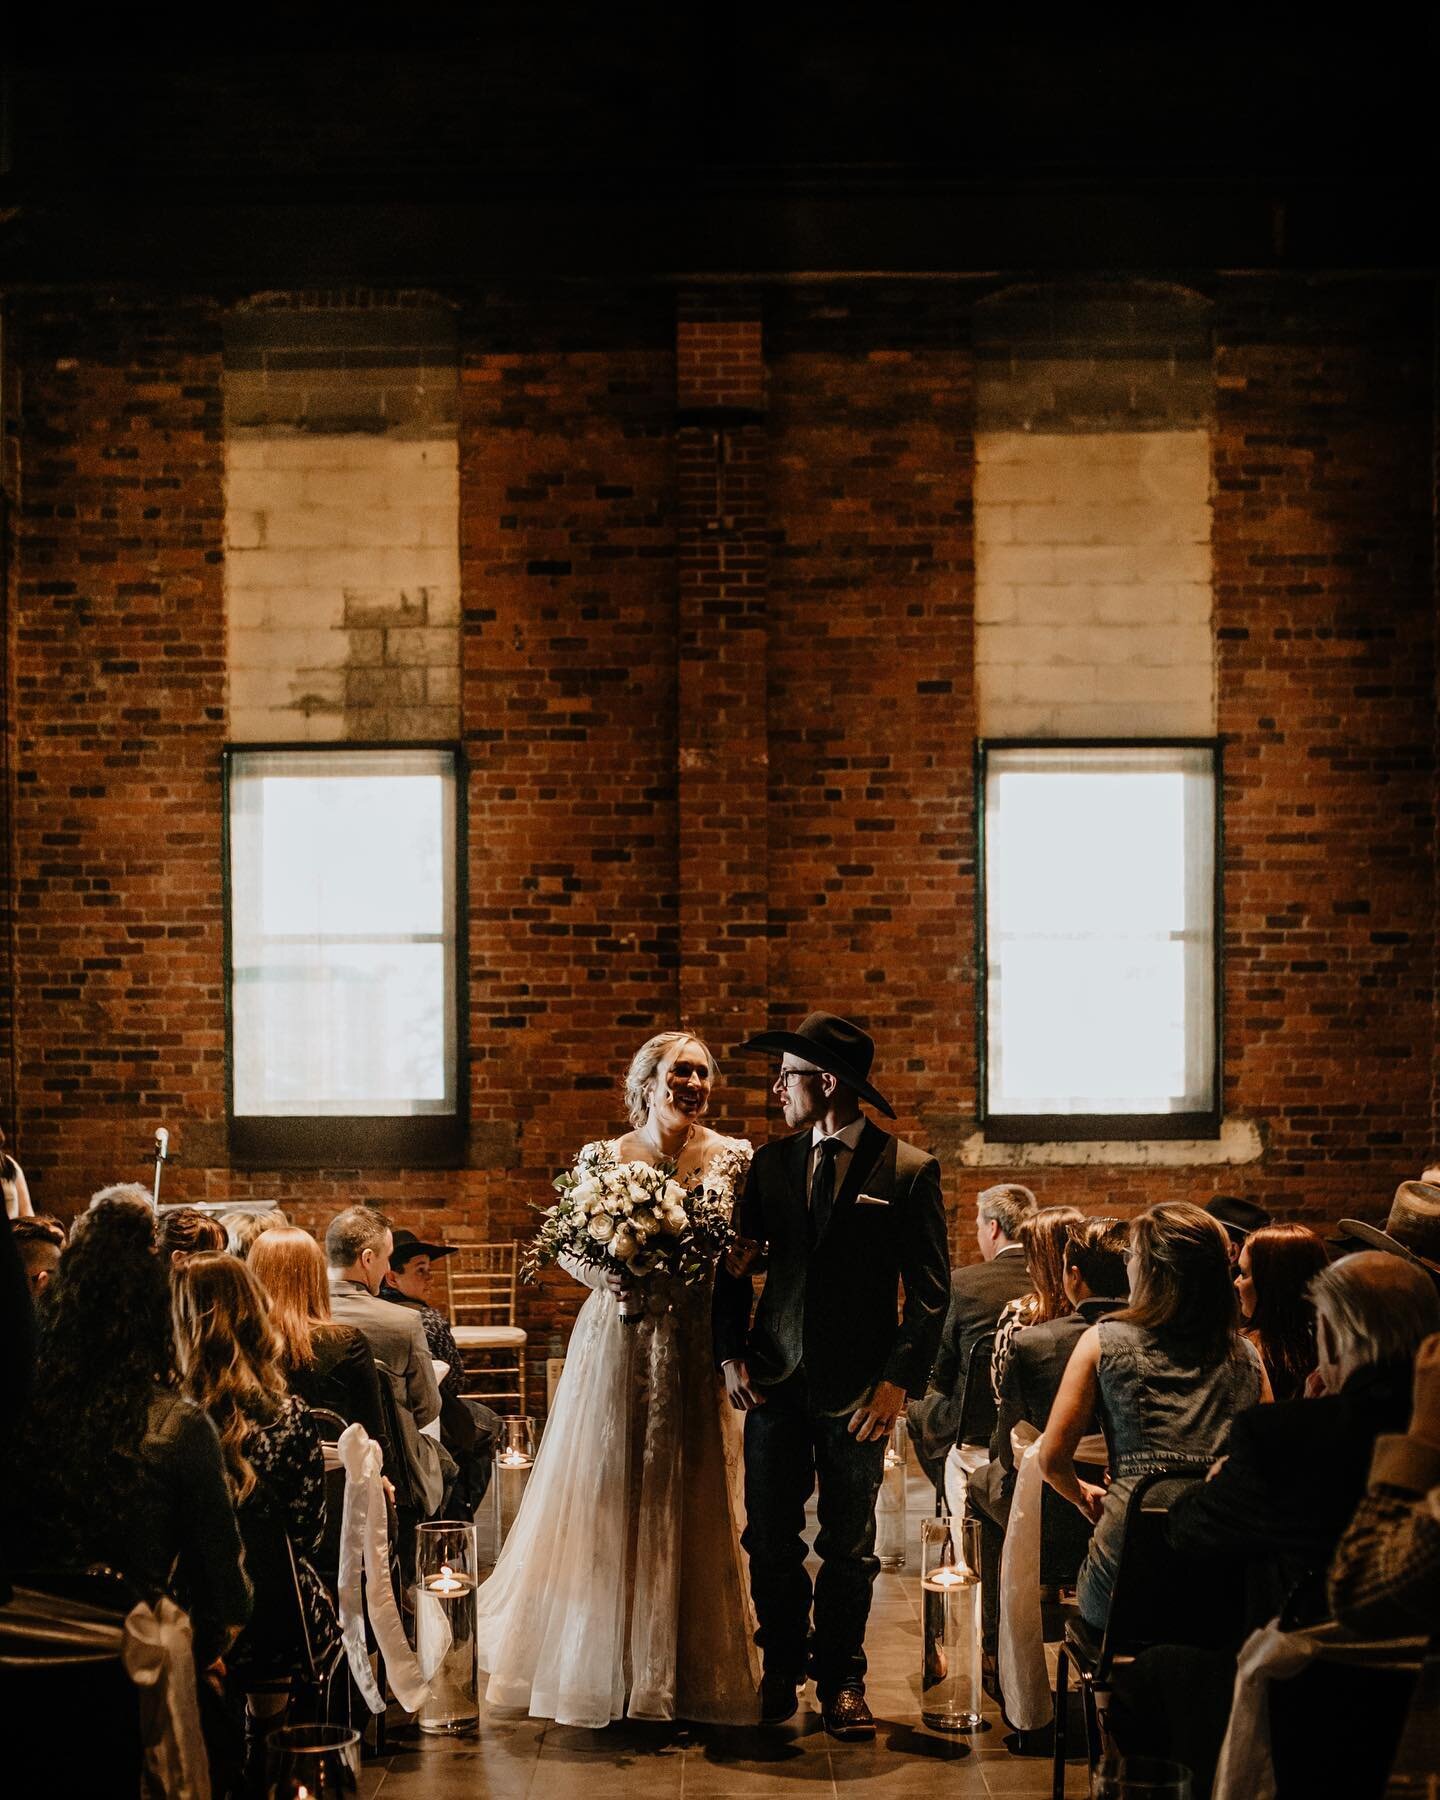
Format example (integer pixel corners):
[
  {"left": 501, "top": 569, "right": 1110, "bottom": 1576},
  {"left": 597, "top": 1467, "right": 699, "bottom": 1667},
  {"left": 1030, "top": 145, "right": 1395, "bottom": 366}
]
[
  {"left": 972, "top": 279, "right": 1214, "bottom": 739},
  {"left": 222, "top": 293, "right": 461, "bottom": 744}
]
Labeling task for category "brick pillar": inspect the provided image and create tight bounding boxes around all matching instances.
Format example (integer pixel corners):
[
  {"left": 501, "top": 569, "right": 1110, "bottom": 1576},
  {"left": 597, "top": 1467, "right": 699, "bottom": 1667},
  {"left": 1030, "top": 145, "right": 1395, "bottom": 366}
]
[{"left": 675, "top": 295, "right": 769, "bottom": 1073}]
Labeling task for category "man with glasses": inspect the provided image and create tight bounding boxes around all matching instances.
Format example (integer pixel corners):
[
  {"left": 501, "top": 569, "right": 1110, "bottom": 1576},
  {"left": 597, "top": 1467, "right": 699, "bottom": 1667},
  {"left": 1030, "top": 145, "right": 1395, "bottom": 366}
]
[{"left": 713, "top": 1011, "right": 948, "bottom": 1742}]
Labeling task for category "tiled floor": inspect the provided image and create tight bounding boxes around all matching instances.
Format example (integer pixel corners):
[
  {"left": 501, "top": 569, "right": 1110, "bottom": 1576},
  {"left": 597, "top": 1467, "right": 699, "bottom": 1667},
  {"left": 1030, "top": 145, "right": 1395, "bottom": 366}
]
[{"left": 360, "top": 1473, "right": 1083, "bottom": 1797}]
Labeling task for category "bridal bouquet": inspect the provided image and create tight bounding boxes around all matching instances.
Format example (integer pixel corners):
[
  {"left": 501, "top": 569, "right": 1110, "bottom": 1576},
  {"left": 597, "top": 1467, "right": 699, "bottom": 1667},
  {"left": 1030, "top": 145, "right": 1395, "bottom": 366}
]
[{"left": 524, "top": 1145, "right": 737, "bottom": 1324}]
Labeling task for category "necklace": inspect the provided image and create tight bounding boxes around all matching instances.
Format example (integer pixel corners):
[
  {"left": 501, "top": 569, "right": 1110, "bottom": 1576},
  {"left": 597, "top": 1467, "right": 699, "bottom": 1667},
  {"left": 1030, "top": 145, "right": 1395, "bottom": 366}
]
[{"left": 640, "top": 1119, "right": 696, "bottom": 1167}]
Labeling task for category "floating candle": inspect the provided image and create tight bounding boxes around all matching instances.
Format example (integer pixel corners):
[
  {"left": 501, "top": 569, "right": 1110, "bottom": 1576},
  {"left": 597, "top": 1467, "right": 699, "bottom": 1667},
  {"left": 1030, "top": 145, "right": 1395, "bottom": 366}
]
[
  {"left": 428, "top": 1564, "right": 464, "bottom": 1595},
  {"left": 921, "top": 1565, "right": 970, "bottom": 1591}
]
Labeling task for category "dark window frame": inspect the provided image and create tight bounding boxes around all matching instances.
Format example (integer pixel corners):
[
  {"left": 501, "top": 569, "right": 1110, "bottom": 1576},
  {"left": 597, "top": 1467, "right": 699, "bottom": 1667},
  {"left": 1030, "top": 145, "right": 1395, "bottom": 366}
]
[
  {"left": 975, "top": 737, "right": 1224, "bottom": 1143},
  {"left": 222, "top": 741, "right": 468, "bottom": 1170}
]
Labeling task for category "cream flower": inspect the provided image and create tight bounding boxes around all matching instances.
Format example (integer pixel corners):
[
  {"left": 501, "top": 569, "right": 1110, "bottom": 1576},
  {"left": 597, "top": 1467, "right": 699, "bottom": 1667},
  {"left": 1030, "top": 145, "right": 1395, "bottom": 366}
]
[
  {"left": 587, "top": 1213, "right": 616, "bottom": 1243},
  {"left": 663, "top": 1179, "right": 688, "bottom": 1209},
  {"left": 612, "top": 1223, "right": 639, "bottom": 1261}
]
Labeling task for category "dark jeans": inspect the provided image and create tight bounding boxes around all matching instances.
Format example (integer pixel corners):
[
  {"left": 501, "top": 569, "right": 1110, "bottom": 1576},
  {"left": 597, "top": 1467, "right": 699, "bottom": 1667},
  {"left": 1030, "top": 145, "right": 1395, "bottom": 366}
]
[
  {"left": 441, "top": 1398, "right": 500, "bottom": 1515},
  {"left": 742, "top": 1371, "right": 886, "bottom": 1700}
]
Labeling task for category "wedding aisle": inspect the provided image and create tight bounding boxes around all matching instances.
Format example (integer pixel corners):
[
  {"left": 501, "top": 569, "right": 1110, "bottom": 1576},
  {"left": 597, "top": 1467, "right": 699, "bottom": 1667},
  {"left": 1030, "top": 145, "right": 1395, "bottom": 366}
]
[{"left": 359, "top": 1469, "right": 1077, "bottom": 1798}]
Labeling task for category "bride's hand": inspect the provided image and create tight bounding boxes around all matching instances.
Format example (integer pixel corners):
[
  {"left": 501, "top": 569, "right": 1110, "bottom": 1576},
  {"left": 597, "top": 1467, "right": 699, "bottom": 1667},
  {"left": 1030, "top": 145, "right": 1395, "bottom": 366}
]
[{"left": 604, "top": 1269, "right": 629, "bottom": 1299}]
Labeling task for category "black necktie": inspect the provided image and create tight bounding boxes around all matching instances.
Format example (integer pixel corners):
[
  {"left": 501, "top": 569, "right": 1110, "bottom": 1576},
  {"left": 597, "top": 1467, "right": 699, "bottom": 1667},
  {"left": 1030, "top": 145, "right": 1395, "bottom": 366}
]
[{"left": 809, "top": 1137, "right": 841, "bottom": 1244}]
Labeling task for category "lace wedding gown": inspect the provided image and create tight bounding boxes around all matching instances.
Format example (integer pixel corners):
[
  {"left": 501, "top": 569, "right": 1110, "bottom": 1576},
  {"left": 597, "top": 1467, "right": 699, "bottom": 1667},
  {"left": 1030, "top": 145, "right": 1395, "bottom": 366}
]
[{"left": 475, "top": 1136, "right": 761, "bottom": 1728}]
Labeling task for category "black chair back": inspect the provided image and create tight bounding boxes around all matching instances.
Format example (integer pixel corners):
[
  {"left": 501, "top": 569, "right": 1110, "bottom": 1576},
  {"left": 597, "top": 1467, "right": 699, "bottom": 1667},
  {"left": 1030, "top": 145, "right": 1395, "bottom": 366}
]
[
  {"left": 371, "top": 1362, "right": 420, "bottom": 1517},
  {"left": 308, "top": 1406, "right": 349, "bottom": 1442},
  {"left": 957, "top": 1330, "right": 998, "bottom": 1448},
  {"left": 1094, "top": 1470, "right": 1245, "bottom": 1677}
]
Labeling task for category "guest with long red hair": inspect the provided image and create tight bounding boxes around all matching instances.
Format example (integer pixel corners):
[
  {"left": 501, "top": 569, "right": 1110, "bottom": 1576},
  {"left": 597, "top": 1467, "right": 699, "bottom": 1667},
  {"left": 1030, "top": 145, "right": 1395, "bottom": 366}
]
[{"left": 1236, "top": 1222, "right": 1329, "bottom": 1401}]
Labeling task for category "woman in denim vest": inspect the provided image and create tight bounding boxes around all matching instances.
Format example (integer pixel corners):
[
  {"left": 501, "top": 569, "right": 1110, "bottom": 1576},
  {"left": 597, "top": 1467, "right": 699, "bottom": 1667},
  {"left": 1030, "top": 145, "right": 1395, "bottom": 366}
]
[{"left": 1040, "top": 1201, "right": 1266, "bottom": 1628}]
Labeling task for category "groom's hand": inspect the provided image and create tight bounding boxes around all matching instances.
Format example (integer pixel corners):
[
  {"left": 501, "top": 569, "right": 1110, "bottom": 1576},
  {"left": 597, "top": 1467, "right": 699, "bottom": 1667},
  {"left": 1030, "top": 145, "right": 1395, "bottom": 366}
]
[
  {"left": 722, "top": 1359, "right": 767, "bottom": 1411},
  {"left": 848, "top": 1379, "right": 906, "bottom": 1443}
]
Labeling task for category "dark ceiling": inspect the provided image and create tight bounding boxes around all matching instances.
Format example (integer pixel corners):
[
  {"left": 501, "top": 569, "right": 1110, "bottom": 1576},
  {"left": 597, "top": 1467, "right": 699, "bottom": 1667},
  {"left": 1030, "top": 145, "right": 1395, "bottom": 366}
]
[{"left": 3, "top": 23, "right": 1436, "bottom": 283}]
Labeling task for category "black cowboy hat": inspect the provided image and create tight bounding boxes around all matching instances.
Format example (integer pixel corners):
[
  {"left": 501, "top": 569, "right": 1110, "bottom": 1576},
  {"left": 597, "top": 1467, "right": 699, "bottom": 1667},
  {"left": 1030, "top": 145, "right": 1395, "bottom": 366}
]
[
  {"left": 389, "top": 1227, "right": 458, "bottom": 1267},
  {"left": 1204, "top": 1195, "right": 1271, "bottom": 1244},
  {"left": 736, "top": 1011, "right": 896, "bottom": 1118}
]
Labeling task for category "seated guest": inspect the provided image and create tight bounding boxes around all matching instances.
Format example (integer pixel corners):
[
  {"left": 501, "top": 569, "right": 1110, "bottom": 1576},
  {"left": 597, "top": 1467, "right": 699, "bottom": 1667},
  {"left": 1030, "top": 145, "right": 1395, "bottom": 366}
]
[
  {"left": 907, "top": 1182, "right": 1038, "bottom": 1495},
  {"left": 1204, "top": 1194, "right": 1271, "bottom": 1266},
  {"left": 1170, "top": 1251, "right": 1440, "bottom": 1628},
  {"left": 991, "top": 1205, "right": 1084, "bottom": 1397},
  {"left": 970, "top": 1215, "right": 1130, "bottom": 1680},
  {"left": 13, "top": 1215, "right": 66, "bottom": 1302},
  {"left": 222, "top": 1207, "right": 289, "bottom": 1260},
  {"left": 159, "top": 1205, "right": 226, "bottom": 1267},
  {"left": 171, "top": 1253, "right": 339, "bottom": 1743},
  {"left": 1330, "top": 1329, "right": 1440, "bottom": 1633},
  {"left": 1236, "top": 1222, "right": 1329, "bottom": 1401},
  {"left": 1041, "top": 1201, "right": 1264, "bottom": 1629},
  {"left": 249, "top": 1224, "right": 393, "bottom": 1472},
  {"left": 381, "top": 1229, "right": 500, "bottom": 1510},
  {"left": 5, "top": 1195, "right": 250, "bottom": 1664},
  {"left": 325, "top": 1205, "right": 449, "bottom": 1516}
]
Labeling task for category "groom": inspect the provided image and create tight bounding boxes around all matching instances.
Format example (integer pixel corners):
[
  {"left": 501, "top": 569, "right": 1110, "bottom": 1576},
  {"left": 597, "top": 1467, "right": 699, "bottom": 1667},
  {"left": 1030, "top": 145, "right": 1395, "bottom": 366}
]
[{"left": 713, "top": 1011, "right": 949, "bottom": 1740}]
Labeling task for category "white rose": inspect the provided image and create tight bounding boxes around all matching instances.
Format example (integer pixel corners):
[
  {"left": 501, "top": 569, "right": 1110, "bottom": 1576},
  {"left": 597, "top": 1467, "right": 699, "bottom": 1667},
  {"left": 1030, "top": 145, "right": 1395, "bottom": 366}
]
[
  {"left": 631, "top": 1206, "right": 658, "bottom": 1238},
  {"left": 627, "top": 1177, "right": 650, "bottom": 1206},
  {"left": 572, "top": 1176, "right": 599, "bottom": 1208},
  {"left": 587, "top": 1214, "right": 616, "bottom": 1243},
  {"left": 661, "top": 1204, "right": 687, "bottom": 1233},
  {"left": 664, "top": 1179, "right": 688, "bottom": 1208},
  {"left": 612, "top": 1224, "right": 639, "bottom": 1261}
]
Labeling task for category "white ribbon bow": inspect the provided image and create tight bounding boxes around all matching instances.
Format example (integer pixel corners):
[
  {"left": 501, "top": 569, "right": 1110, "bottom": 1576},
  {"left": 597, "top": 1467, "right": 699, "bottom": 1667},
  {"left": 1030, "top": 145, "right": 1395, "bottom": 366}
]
[
  {"left": 336, "top": 1422, "right": 433, "bottom": 1715},
  {"left": 997, "top": 1424, "right": 1108, "bottom": 1731},
  {"left": 121, "top": 1597, "right": 211, "bottom": 1800}
]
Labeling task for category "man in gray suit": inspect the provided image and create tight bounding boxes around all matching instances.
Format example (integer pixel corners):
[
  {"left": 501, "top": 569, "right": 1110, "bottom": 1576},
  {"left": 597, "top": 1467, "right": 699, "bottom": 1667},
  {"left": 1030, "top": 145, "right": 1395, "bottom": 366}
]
[
  {"left": 325, "top": 1205, "right": 449, "bottom": 1517},
  {"left": 905, "top": 1182, "right": 1038, "bottom": 1494}
]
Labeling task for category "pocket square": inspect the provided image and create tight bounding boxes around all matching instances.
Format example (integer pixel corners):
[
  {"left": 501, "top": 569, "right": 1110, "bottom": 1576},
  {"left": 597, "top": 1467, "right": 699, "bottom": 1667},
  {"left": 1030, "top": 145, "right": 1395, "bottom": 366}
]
[{"left": 855, "top": 1194, "right": 890, "bottom": 1207}]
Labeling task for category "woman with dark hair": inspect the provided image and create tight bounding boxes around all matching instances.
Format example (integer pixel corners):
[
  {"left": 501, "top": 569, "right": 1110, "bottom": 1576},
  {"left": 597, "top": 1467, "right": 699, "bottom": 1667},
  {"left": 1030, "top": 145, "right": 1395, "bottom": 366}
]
[
  {"left": 158, "top": 1206, "right": 227, "bottom": 1267},
  {"left": 1040, "top": 1201, "right": 1266, "bottom": 1627},
  {"left": 991, "top": 1205, "right": 1085, "bottom": 1396},
  {"left": 1236, "top": 1222, "right": 1328, "bottom": 1401},
  {"left": 171, "top": 1252, "right": 338, "bottom": 1729},
  {"left": 4, "top": 1195, "right": 250, "bottom": 1661}
]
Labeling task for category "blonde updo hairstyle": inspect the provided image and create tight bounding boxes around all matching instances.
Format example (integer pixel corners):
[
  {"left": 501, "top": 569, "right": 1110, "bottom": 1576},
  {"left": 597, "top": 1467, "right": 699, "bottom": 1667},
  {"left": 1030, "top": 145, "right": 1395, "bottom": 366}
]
[{"left": 623, "top": 1031, "right": 720, "bottom": 1130}]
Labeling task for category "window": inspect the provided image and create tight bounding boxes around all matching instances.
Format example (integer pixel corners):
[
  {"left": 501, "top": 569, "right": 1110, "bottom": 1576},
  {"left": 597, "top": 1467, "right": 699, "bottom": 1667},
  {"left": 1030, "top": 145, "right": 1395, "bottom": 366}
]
[
  {"left": 978, "top": 741, "right": 1220, "bottom": 1141},
  {"left": 226, "top": 746, "right": 463, "bottom": 1166}
]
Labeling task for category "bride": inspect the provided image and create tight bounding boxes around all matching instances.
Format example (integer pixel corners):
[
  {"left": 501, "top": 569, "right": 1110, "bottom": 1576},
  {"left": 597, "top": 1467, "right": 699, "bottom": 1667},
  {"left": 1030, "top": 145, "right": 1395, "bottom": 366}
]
[{"left": 475, "top": 1030, "right": 760, "bottom": 1728}]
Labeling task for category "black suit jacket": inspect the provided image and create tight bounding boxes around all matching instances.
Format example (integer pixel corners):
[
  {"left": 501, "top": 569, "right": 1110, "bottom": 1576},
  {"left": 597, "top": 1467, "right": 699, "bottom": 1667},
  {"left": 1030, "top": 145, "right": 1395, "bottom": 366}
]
[
  {"left": 1167, "top": 1360, "right": 1413, "bottom": 1629},
  {"left": 967, "top": 1294, "right": 1122, "bottom": 1531},
  {"left": 910, "top": 1247, "right": 1035, "bottom": 1465},
  {"left": 711, "top": 1119, "right": 949, "bottom": 1416}
]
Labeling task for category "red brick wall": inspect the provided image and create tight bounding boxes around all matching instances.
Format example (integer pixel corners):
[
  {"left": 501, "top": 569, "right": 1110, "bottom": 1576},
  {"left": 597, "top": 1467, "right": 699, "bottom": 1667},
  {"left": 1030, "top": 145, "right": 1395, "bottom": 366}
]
[{"left": 3, "top": 279, "right": 1436, "bottom": 1405}]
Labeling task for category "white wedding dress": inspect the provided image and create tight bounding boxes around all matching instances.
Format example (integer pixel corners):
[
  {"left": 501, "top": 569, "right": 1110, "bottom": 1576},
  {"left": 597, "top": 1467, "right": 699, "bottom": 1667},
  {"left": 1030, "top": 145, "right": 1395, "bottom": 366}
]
[{"left": 475, "top": 1135, "right": 761, "bottom": 1728}]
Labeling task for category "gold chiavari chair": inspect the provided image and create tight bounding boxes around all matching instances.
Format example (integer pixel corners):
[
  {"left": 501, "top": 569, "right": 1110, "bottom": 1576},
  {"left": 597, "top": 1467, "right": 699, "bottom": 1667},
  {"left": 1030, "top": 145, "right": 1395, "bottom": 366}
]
[{"left": 446, "top": 1242, "right": 528, "bottom": 1414}]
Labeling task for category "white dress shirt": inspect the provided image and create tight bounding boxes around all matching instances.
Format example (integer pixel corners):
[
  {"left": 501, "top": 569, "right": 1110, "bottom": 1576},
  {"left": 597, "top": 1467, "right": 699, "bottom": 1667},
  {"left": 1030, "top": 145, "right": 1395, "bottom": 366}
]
[{"left": 807, "top": 1115, "right": 868, "bottom": 1203}]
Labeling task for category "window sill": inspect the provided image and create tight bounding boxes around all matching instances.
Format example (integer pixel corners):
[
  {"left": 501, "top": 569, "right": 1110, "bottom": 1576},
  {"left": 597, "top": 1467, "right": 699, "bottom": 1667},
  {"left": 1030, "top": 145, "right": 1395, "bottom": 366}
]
[
  {"left": 960, "top": 1117, "right": 1262, "bottom": 1169},
  {"left": 230, "top": 1115, "right": 465, "bottom": 1171}
]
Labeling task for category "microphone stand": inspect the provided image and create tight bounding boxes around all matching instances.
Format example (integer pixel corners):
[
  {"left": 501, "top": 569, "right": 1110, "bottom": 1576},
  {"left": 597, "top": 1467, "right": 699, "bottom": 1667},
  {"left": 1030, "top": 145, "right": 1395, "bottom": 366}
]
[{"left": 152, "top": 1127, "right": 169, "bottom": 1211}]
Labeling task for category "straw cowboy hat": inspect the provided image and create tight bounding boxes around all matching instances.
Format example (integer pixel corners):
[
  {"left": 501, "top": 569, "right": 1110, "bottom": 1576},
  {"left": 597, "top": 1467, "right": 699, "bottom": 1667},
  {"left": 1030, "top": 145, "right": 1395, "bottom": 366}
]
[{"left": 1338, "top": 1182, "right": 1440, "bottom": 1277}]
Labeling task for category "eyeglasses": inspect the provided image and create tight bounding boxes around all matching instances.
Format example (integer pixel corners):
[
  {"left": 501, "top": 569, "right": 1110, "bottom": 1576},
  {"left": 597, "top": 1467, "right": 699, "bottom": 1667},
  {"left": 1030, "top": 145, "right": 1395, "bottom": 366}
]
[{"left": 774, "top": 1069, "right": 816, "bottom": 1088}]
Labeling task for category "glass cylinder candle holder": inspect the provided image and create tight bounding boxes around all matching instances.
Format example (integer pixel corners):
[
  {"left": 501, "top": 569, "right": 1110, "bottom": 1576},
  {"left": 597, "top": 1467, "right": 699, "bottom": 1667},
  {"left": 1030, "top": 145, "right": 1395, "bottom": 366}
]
[
  {"left": 265, "top": 1722, "right": 360, "bottom": 1797},
  {"left": 414, "top": 1519, "right": 480, "bottom": 1735},
  {"left": 920, "top": 1514, "right": 983, "bottom": 1732},
  {"left": 1091, "top": 1756, "right": 1193, "bottom": 1798},
  {"left": 875, "top": 1414, "right": 909, "bottom": 1571},
  {"left": 493, "top": 1415, "right": 536, "bottom": 1556}
]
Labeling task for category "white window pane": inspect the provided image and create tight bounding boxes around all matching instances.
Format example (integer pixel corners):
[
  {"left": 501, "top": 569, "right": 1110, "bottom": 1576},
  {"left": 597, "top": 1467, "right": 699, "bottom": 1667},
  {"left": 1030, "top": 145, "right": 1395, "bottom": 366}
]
[
  {"left": 985, "top": 745, "right": 1215, "bottom": 1120},
  {"left": 229, "top": 748, "right": 457, "bottom": 1118},
  {"left": 260, "top": 776, "right": 445, "bottom": 938},
  {"left": 234, "top": 943, "right": 449, "bottom": 1115}
]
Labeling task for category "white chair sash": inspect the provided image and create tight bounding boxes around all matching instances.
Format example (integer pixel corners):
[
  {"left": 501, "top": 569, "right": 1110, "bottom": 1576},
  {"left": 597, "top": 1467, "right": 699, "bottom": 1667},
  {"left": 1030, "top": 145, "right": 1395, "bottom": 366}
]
[
  {"left": 1213, "top": 1620, "right": 1428, "bottom": 1800},
  {"left": 336, "top": 1422, "right": 433, "bottom": 1715},
  {"left": 121, "top": 1597, "right": 211, "bottom": 1800},
  {"left": 943, "top": 1439, "right": 990, "bottom": 1527},
  {"left": 997, "top": 1424, "right": 1108, "bottom": 1731}
]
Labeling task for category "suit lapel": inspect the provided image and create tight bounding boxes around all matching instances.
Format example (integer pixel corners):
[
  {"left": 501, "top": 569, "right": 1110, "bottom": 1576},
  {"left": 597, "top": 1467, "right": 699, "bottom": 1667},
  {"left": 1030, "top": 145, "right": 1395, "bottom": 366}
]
[{"left": 815, "top": 1120, "right": 892, "bottom": 1247}]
